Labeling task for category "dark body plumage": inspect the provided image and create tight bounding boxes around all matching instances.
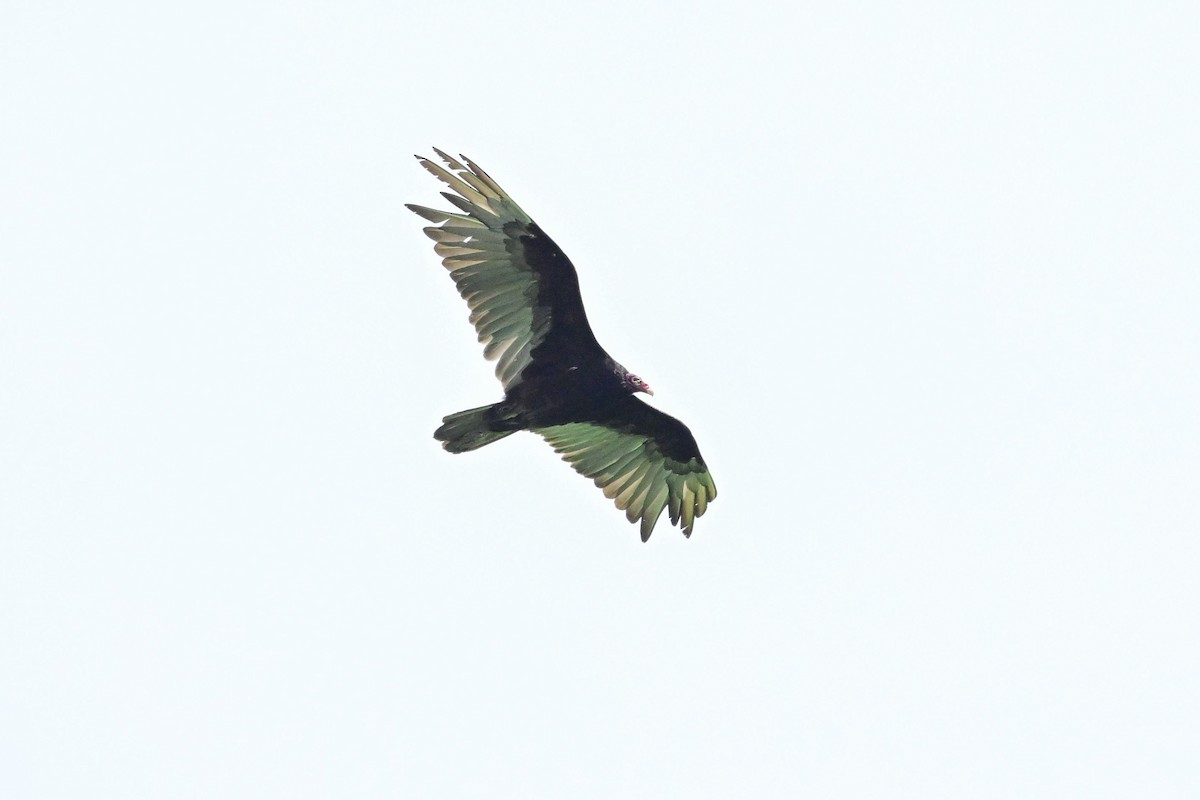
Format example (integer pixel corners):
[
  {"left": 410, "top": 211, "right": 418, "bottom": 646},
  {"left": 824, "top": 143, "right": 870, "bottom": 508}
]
[{"left": 408, "top": 150, "right": 715, "bottom": 540}]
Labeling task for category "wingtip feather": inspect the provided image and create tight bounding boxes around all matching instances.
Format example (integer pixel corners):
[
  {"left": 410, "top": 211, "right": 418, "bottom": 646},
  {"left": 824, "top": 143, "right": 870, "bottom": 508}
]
[
  {"left": 640, "top": 516, "right": 655, "bottom": 542},
  {"left": 433, "top": 146, "right": 467, "bottom": 172}
]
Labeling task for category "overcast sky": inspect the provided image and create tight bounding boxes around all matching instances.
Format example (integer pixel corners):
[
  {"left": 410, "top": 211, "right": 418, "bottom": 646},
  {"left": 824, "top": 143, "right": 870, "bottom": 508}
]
[{"left": 3, "top": 2, "right": 1198, "bottom": 797}]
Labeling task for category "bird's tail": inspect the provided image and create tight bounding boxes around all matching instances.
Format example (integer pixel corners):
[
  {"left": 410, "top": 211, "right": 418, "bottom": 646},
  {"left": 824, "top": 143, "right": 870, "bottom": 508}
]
[{"left": 434, "top": 404, "right": 518, "bottom": 453}]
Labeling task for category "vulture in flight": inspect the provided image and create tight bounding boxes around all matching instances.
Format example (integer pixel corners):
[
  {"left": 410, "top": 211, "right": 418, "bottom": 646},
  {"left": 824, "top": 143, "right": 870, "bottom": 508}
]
[{"left": 407, "top": 149, "right": 716, "bottom": 540}]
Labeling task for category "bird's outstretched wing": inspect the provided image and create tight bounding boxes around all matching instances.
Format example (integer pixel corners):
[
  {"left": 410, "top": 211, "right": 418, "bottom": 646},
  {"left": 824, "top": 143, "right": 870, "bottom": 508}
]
[
  {"left": 535, "top": 396, "right": 717, "bottom": 540},
  {"left": 406, "top": 149, "right": 601, "bottom": 390}
]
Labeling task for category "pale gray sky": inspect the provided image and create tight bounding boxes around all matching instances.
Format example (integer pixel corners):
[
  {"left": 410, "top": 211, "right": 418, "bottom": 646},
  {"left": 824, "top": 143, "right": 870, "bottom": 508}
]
[{"left": 3, "top": 1, "right": 1198, "bottom": 797}]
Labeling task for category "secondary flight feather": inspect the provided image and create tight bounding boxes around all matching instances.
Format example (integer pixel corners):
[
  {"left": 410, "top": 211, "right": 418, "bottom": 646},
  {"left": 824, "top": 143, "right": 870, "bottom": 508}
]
[{"left": 407, "top": 149, "right": 716, "bottom": 540}]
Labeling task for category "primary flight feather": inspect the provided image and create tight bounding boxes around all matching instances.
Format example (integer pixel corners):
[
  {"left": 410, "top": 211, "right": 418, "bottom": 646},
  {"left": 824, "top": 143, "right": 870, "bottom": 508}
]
[{"left": 407, "top": 149, "right": 716, "bottom": 541}]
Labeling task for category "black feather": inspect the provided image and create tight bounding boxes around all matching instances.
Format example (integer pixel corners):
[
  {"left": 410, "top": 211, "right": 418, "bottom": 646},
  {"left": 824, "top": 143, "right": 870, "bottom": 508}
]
[{"left": 409, "top": 150, "right": 716, "bottom": 540}]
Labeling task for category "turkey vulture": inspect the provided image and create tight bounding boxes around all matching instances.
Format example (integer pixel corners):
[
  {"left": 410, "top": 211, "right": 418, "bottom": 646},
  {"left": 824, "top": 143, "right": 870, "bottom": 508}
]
[{"left": 407, "top": 149, "right": 716, "bottom": 540}]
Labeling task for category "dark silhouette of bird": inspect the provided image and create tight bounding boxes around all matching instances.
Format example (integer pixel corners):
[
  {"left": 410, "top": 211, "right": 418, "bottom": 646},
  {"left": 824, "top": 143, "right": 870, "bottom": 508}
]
[{"left": 407, "top": 149, "right": 716, "bottom": 540}]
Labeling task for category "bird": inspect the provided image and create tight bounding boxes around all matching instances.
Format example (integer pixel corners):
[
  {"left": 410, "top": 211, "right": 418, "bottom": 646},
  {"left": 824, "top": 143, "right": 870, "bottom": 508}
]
[{"left": 407, "top": 149, "right": 716, "bottom": 541}]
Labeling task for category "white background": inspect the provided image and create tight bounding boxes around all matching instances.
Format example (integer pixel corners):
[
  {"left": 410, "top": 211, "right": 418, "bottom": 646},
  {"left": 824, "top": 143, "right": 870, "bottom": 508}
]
[{"left": 3, "top": 2, "right": 1198, "bottom": 796}]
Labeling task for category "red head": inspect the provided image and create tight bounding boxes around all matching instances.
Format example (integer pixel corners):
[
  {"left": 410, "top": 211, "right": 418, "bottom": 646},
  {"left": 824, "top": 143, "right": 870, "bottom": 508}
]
[
  {"left": 622, "top": 372, "right": 653, "bottom": 396},
  {"left": 607, "top": 358, "right": 653, "bottom": 396}
]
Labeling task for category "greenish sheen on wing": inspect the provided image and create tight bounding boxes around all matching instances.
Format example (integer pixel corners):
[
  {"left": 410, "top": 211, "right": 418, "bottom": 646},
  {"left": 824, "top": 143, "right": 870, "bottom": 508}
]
[
  {"left": 405, "top": 149, "right": 548, "bottom": 391},
  {"left": 536, "top": 422, "right": 717, "bottom": 541}
]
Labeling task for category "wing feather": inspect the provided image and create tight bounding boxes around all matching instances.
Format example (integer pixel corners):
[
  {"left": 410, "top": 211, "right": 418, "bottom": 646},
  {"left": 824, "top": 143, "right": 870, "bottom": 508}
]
[
  {"left": 622, "top": 475, "right": 656, "bottom": 522},
  {"left": 639, "top": 482, "right": 672, "bottom": 540},
  {"left": 535, "top": 402, "right": 717, "bottom": 540},
  {"left": 408, "top": 149, "right": 593, "bottom": 390},
  {"left": 459, "top": 155, "right": 508, "bottom": 196},
  {"left": 407, "top": 204, "right": 470, "bottom": 225},
  {"left": 606, "top": 457, "right": 654, "bottom": 500}
]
